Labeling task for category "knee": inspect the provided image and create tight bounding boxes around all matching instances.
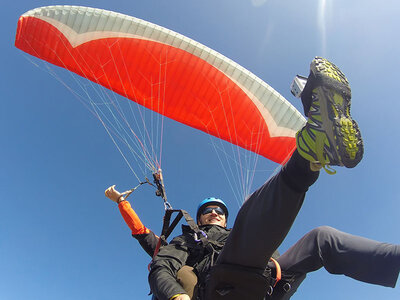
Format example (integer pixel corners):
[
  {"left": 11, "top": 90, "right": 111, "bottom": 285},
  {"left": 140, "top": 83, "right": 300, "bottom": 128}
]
[
  {"left": 308, "top": 226, "right": 338, "bottom": 244},
  {"left": 310, "top": 225, "right": 336, "bottom": 234},
  {"left": 176, "top": 266, "right": 198, "bottom": 299}
]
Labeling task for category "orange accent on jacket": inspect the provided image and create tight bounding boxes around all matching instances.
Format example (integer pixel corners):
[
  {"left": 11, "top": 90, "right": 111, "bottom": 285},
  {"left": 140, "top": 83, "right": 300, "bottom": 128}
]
[{"left": 118, "top": 201, "right": 151, "bottom": 235}]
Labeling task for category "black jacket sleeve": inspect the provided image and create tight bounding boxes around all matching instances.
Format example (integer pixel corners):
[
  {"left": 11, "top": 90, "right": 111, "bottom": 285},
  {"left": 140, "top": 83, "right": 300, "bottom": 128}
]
[{"left": 133, "top": 231, "right": 159, "bottom": 257}]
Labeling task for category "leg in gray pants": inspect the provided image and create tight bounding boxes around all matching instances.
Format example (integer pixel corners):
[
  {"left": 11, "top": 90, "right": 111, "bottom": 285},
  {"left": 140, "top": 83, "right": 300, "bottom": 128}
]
[
  {"left": 205, "top": 151, "right": 400, "bottom": 299},
  {"left": 217, "top": 150, "right": 319, "bottom": 268},
  {"left": 273, "top": 226, "right": 400, "bottom": 299}
]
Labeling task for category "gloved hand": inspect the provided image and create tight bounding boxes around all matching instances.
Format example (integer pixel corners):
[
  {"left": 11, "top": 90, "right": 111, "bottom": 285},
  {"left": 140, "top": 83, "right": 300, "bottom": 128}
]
[
  {"left": 105, "top": 185, "right": 125, "bottom": 203},
  {"left": 172, "top": 294, "right": 190, "bottom": 300}
]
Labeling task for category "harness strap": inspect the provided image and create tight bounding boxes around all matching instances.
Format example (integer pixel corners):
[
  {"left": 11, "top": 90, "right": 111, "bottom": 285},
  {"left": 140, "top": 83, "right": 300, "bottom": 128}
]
[
  {"left": 152, "top": 209, "right": 205, "bottom": 259},
  {"left": 164, "top": 211, "right": 183, "bottom": 238},
  {"left": 152, "top": 209, "right": 177, "bottom": 259},
  {"left": 269, "top": 257, "right": 281, "bottom": 287}
]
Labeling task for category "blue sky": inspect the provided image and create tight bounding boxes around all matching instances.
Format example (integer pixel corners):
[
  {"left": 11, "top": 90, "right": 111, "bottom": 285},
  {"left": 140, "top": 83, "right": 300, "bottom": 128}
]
[{"left": 2, "top": 1, "right": 400, "bottom": 299}]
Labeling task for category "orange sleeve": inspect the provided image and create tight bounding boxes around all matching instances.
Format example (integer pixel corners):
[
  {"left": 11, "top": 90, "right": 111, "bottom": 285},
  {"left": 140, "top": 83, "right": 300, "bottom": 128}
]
[{"left": 118, "top": 201, "right": 151, "bottom": 235}]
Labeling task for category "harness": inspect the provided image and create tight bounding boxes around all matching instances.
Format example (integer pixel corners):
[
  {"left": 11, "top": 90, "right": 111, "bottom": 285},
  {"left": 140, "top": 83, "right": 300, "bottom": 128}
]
[
  {"left": 150, "top": 169, "right": 222, "bottom": 262},
  {"left": 151, "top": 207, "right": 296, "bottom": 300},
  {"left": 131, "top": 171, "right": 294, "bottom": 299},
  {"left": 152, "top": 209, "right": 222, "bottom": 260}
]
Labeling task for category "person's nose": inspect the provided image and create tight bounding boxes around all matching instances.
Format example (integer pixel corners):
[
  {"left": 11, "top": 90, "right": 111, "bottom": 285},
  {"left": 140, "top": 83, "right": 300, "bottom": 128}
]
[{"left": 210, "top": 209, "right": 218, "bottom": 216}]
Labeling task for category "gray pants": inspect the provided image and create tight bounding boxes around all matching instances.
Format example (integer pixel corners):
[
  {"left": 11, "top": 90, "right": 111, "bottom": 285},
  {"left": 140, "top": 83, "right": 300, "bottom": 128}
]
[
  {"left": 273, "top": 226, "right": 400, "bottom": 299},
  {"left": 211, "top": 152, "right": 400, "bottom": 299},
  {"left": 217, "top": 151, "right": 317, "bottom": 268}
]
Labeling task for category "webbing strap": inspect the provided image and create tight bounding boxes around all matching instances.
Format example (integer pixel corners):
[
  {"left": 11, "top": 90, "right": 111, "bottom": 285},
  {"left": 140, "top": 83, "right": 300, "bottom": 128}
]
[
  {"left": 151, "top": 240, "right": 162, "bottom": 264},
  {"left": 152, "top": 210, "right": 178, "bottom": 259},
  {"left": 164, "top": 210, "right": 183, "bottom": 238},
  {"left": 269, "top": 257, "right": 281, "bottom": 287},
  {"left": 152, "top": 209, "right": 203, "bottom": 259}
]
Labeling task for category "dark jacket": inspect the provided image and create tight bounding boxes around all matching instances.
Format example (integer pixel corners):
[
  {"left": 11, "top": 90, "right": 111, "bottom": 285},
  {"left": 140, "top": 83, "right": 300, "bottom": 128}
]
[
  {"left": 149, "top": 224, "right": 231, "bottom": 300},
  {"left": 133, "top": 231, "right": 159, "bottom": 257}
]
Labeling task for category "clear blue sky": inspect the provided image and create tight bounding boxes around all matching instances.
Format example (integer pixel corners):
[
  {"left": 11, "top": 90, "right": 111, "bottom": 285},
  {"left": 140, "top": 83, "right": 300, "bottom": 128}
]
[{"left": 2, "top": 1, "right": 400, "bottom": 299}]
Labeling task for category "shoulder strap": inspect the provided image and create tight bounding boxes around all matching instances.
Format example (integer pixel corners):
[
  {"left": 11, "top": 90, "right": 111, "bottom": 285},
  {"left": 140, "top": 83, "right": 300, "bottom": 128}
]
[{"left": 152, "top": 209, "right": 207, "bottom": 258}]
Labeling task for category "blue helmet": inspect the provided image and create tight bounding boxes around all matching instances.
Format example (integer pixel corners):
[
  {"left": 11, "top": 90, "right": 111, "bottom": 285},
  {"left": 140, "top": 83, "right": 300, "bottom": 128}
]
[{"left": 196, "top": 197, "right": 229, "bottom": 222}]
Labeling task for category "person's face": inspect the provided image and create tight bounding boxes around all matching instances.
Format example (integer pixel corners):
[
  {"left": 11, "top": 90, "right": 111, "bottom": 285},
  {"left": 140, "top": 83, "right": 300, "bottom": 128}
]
[{"left": 198, "top": 205, "right": 226, "bottom": 227}]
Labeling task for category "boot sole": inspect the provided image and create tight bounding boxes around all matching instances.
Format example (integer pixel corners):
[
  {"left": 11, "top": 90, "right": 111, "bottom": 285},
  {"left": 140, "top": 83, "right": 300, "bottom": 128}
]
[{"left": 311, "top": 58, "right": 364, "bottom": 168}]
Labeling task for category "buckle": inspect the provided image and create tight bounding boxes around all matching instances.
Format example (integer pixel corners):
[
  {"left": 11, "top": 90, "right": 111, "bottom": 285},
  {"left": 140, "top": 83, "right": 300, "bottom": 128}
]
[
  {"left": 266, "top": 285, "right": 273, "bottom": 296},
  {"left": 194, "top": 230, "right": 207, "bottom": 242},
  {"left": 283, "top": 282, "right": 291, "bottom": 293}
]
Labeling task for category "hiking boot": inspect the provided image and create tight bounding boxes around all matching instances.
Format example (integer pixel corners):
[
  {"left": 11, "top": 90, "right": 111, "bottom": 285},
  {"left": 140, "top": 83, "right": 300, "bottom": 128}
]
[{"left": 296, "top": 57, "right": 364, "bottom": 171}]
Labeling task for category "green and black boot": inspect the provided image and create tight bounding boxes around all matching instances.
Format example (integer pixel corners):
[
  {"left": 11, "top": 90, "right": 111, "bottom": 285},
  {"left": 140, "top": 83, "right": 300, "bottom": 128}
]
[{"left": 296, "top": 57, "right": 364, "bottom": 173}]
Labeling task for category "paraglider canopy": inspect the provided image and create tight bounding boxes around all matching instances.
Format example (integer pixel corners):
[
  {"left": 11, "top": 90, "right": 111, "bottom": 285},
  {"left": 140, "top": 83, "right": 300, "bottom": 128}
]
[{"left": 15, "top": 5, "right": 305, "bottom": 167}]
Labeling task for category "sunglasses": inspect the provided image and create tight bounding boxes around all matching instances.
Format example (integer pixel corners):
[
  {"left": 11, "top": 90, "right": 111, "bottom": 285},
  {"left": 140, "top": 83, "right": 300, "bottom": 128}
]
[{"left": 201, "top": 207, "right": 225, "bottom": 216}]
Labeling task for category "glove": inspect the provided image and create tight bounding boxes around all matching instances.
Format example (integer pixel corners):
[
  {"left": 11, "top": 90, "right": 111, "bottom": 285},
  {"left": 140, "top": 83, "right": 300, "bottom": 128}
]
[{"left": 105, "top": 185, "right": 125, "bottom": 203}]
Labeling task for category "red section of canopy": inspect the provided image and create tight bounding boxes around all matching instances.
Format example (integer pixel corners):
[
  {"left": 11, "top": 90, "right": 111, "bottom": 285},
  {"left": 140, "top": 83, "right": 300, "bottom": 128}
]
[{"left": 15, "top": 16, "right": 296, "bottom": 164}]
